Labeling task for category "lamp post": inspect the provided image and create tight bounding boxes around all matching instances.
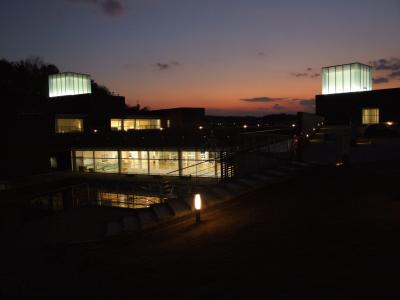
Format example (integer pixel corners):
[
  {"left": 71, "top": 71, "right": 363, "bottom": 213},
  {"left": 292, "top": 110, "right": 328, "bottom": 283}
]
[{"left": 194, "top": 193, "right": 202, "bottom": 224}]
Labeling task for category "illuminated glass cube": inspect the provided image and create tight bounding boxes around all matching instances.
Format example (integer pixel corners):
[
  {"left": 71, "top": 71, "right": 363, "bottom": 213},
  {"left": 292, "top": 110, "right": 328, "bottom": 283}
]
[
  {"left": 49, "top": 72, "right": 92, "bottom": 98},
  {"left": 322, "top": 63, "right": 372, "bottom": 95}
]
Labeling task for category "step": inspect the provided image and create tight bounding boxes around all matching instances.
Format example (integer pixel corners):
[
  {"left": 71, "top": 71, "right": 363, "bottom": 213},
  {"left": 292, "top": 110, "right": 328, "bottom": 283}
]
[{"left": 167, "top": 199, "right": 191, "bottom": 217}]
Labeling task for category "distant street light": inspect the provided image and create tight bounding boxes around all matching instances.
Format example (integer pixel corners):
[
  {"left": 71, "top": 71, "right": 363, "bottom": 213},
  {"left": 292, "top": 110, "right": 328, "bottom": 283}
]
[{"left": 194, "top": 193, "right": 202, "bottom": 224}]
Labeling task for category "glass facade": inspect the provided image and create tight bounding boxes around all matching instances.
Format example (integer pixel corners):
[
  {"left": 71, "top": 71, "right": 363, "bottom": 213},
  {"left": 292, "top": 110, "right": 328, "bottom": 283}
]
[
  {"left": 49, "top": 72, "right": 92, "bottom": 98},
  {"left": 55, "top": 118, "right": 83, "bottom": 133},
  {"left": 72, "top": 149, "right": 222, "bottom": 178},
  {"left": 322, "top": 63, "right": 372, "bottom": 95},
  {"left": 110, "top": 118, "right": 161, "bottom": 130},
  {"left": 362, "top": 108, "right": 379, "bottom": 125},
  {"left": 181, "top": 151, "right": 221, "bottom": 177},
  {"left": 97, "top": 192, "right": 161, "bottom": 209}
]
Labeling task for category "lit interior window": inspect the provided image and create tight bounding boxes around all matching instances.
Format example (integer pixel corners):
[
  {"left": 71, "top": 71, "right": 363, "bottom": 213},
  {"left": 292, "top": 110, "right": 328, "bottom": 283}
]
[
  {"left": 362, "top": 108, "right": 379, "bottom": 125},
  {"left": 135, "top": 119, "right": 161, "bottom": 130},
  {"left": 97, "top": 192, "right": 161, "bottom": 209},
  {"left": 56, "top": 118, "right": 83, "bottom": 133},
  {"left": 110, "top": 119, "right": 123, "bottom": 131},
  {"left": 73, "top": 149, "right": 222, "bottom": 178},
  {"left": 123, "top": 119, "right": 136, "bottom": 131}
]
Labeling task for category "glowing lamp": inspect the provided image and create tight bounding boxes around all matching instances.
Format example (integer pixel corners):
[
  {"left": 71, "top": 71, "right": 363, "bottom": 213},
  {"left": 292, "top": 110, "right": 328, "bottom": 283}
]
[
  {"left": 194, "top": 193, "right": 202, "bottom": 223},
  {"left": 291, "top": 123, "right": 296, "bottom": 128},
  {"left": 199, "top": 126, "right": 203, "bottom": 130},
  {"left": 243, "top": 125, "right": 248, "bottom": 129}
]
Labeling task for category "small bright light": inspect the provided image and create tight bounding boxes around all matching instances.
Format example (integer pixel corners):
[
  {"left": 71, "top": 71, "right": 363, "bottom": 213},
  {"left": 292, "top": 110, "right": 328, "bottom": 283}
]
[
  {"left": 386, "top": 121, "right": 394, "bottom": 126},
  {"left": 313, "top": 127, "right": 316, "bottom": 131},
  {"left": 199, "top": 126, "right": 203, "bottom": 130},
  {"left": 243, "top": 124, "right": 248, "bottom": 129},
  {"left": 93, "top": 129, "right": 98, "bottom": 133},
  {"left": 194, "top": 194, "right": 202, "bottom": 210},
  {"left": 336, "top": 162, "right": 344, "bottom": 167},
  {"left": 257, "top": 124, "right": 260, "bottom": 127},
  {"left": 159, "top": 127, "right": 164, "bottom": 131},
  {"left": 306, "top": 134, "right": 309, "bottom": 138},
  {"left": 291, "top": 123, "right": 296, "bottom": 128}
]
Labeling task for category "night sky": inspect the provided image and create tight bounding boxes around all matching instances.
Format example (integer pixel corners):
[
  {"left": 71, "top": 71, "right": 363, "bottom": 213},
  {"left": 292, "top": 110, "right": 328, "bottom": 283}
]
[{"left": 1, "top": 0, "right": 399, "bottom": 115}]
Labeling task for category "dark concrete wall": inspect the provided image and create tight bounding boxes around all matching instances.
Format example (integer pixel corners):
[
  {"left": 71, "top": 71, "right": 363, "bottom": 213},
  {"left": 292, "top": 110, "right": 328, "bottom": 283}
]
[{"left": 315, "top": 88, "right": 400, "bottom": 125}]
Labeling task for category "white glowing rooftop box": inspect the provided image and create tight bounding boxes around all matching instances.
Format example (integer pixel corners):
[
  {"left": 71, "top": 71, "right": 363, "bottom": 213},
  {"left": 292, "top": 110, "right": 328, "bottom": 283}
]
[
  {"left": 322, "top": 63, "right": 372, "bottom": 95},
  {"left": 49, "top": 72, "right": 92, "bottom": 98}
]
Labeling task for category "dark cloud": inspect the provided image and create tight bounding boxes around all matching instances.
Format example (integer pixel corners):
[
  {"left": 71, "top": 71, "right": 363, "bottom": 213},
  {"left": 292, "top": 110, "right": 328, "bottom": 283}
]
[
  {"left": 306, "top": 67, "right": 312, "bottom": 71},
  {"left": 272, "top": 104, "right": 285, "bottom": 111},
  {"left": 299, "top": 99, "right": 315, "bottom": 106},
  {"left": 310, "top": 73, "right": 320, "bottom": 78},
  {"left": 156, "top": 63, "right": 170, "bottom": 70},
  {"left": 257, "top": 52, "right": 266, "bottom": 56},
  {"left": 156, "top": 61, "right": 180, "bottom": 71},
  {"left": 68, "top": 0, "right": 125, "bottom": 16},
  {"left": 373, "top": 77, "right": 389, "bottom": 84},
  {"left": 291, "top": 72, "right": 308, "bottom": 77},
  {"left": 390, "top": 71, "right": 400, "bottom": 78},
  {"left": 370, "top": 58, "right": 400, "bottom": 71},
  {"left": 241, "top": 97, "right": 283, "bottom": 103},
  {"left": 102, "top": 0, "right": 124, "bottom": 16}
]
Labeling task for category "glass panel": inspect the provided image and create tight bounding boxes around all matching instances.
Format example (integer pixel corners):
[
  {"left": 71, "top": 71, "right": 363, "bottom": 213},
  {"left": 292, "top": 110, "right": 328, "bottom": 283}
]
[
  {"left": 110, "top": 119, "right": 123, "bottom": 131},
  {"left": 148, "top": 151, "right": 179, "bottom": 175},
  {"left": 335, "top": 65, "right": 343, "bottom": 94},
  {"left": 322, "top": 68, "right": 328, "bottom": 94},
  {"left": 343, "top": 64, "right": 351, "bottom": 93},
  {"left": 49, "top": 77, "right": 53, "bottom": 97},
  {"left": 94, "top": 151, "right": 119, "bottom": 173},
  {"left": 136, "top": 119, "right": 161, "bottom": 130},
  {"left": 74, "top": 150, "right": 94, "bottom": 172},
  {"left": 123, "top": 119, "right": 136, "bottom": 131},
  {"left": 73, "top": 74, "right": 80, "bottom": 96},
  {"left": 56, "top": 118, "right": 83, "bottom": 133},
  {"left": 97, "top": 192, "right": 161, "bottom": 209},
  {"left": 87, "top": 78, "right": 92, "bottom": 94},
  {"left": 351, "top": 63, "right": 361, "bottom": 92},
  {"left": 121, "top": 151, "right": 149, "bottom": 174},
  {"left": 328, "top": 67, "right": 335, "bottom": 94},
  {"left": 362, "top": 108, "right": 379, "bottom": 125},
  {"left": 182, "top": 151, "right": 219, "bottom": 177}
]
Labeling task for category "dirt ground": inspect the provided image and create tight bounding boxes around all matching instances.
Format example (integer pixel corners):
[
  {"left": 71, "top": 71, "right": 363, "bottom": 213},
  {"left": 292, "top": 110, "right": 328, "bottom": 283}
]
[{"left": 9, "top": 161, "right": 400, "bottom": 299}]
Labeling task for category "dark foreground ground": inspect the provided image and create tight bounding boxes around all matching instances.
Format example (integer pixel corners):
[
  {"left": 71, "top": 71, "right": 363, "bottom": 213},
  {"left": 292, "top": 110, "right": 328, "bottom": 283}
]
[{"left": 7, "top": 161, "right": 400, "bottom": 299}]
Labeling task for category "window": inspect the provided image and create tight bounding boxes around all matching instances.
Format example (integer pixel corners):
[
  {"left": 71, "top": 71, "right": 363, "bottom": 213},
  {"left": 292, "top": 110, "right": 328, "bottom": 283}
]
[
  {"left": 181, "top": 151, "right": 220, "bottom": 177},
  {"left": 148, "top": 151, "right": 179, "bottom": 175},
  {"left": 94, "top": 151, "right": 119, "bottom": 173},
  {"left": 136, "top": 119, "right": 161, "bottom": 130},
  {"left": 97, "top": 192, "right": 161, "bottom": 209},
  {"left": 121, "top": 151, "right": 148, "bottom": 174},
  {"left": 73, "top": 149, "right": 222, "bottom": 178},
  {"left": 74, "top": 151, "right": 94, "bottom": 172},
  {"left": 56, "top": 118, "right": 83, "bottom": 133},
  {"left": 111, "top": 119, "right": 122, "bottom": 131},
  {"left": 362, "top": 108, "right": 379, "bottom": 125},
  {"left": 123, "top": 119, "right": 135, "bottom": 131}
]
